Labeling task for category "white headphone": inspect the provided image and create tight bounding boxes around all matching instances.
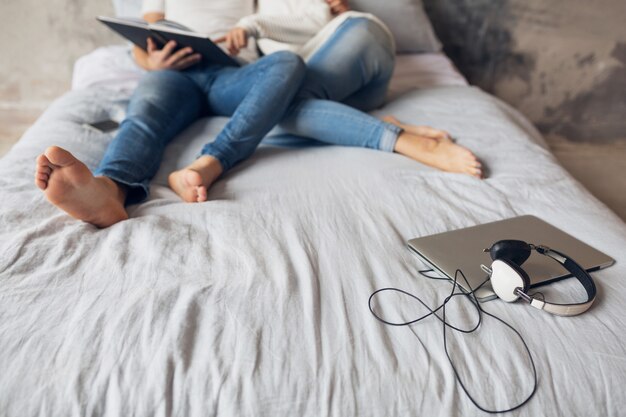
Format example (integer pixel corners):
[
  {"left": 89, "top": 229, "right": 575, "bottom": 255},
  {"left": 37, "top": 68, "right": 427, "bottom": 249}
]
[{"left": 482, "top": 240, "right": 597, "bottom": 316}]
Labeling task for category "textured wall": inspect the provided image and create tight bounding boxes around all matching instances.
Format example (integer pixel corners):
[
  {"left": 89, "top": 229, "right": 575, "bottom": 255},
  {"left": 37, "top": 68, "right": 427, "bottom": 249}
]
[
  {"left": 0, "top": 0, "right": 118, "bottom": 109},
  {"left": 2, "top": 0, "right": 625, "bottom": 143},
  {"left": 423, "top": 0, "right": 626, "bottom": 142}
]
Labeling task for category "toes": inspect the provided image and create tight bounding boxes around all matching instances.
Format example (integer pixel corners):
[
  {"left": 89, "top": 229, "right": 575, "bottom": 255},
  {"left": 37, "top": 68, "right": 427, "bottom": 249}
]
[
  {"left": 196, "top": 186, "right": 208, "bottom": 203},
  {"left": 35, "top": 154, "right": 54, "bottom": 190},
  {"left": 44, "top": 146, "right": 76, "bottom": 167},
  {"left": 467, "top": 157, "right": 483, "bottom": 178},
  {"left": 469, "top": 164, "right": 483, "bottom": 178},
  {"left": 382, "top": 115, "right": 400, "bottom": 125},
  {"left": 35, "top": 177, "right": 47, "bottom": 190},
  {"left": 187, "top": 187, "right": 196, "bottom": 203},
  {"left": 36, "top": 153, "right": 53, "bottom": 168},
  {"left": 38, "top": 165, "right": 52, "bottom": 175}
]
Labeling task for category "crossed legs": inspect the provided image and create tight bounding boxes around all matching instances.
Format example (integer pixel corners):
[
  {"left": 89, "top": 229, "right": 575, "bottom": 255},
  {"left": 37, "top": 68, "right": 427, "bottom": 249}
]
[
  {"left": 281, "top": 17, "right": 482, "bottom": 178},
  {"left": 35, "top": 51, "right": 305, "bottom": 227}
]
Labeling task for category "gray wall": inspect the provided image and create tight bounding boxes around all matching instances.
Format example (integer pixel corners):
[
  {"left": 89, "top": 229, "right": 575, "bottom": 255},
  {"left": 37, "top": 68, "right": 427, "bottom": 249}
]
[
  {"left": 423, "top": 0, "right": 626, "bottom": 142},
  {"left": 1, "top": 0, "right": 625, "bottom": 143},
  {"left": 0, "top": 0, "right": 118, "bottom": 109}
]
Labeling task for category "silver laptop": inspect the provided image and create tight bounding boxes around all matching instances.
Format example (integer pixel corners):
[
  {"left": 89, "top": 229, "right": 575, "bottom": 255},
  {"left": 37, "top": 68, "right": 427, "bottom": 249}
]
[{"left": 407, "top": 215, "right": 615, "bottom": 301}]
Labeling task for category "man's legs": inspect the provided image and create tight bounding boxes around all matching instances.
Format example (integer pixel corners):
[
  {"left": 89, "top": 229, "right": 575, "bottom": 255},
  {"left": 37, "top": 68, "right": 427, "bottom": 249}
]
[
  {"left": 35, "top": 70, "right": 205, "bottom": 227},
  {"left": 168, "top": 51, "right": 306, "bottom": 202},
  {"left": 95, "top": 70, "right": 205, "bottom": 202}
]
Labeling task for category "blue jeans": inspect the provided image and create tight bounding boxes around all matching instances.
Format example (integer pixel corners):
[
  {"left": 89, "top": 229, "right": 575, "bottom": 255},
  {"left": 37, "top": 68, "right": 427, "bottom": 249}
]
[
  {"left": 94, "top": 51, "right": 305, "bottom": 204},
  {"left": 303, "top": 16, "right": 396, "bottom": 111},
  {"left": 272, "top": 17, "right": 401, "bottom": 152}
]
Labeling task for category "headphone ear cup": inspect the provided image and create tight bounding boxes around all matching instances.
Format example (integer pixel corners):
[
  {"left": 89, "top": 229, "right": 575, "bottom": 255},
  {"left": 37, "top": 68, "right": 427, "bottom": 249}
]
[
  {"left": 490, "top": 259, "right": 531, "bottom": 302},
  {"left": 489, "top": 240, "right": 532, "bottom": 266}
]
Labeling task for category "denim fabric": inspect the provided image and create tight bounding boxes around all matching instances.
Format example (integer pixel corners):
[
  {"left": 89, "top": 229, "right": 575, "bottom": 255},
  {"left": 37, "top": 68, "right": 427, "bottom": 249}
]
[
  {"left": 277, "top": 17, "right": 402, "bottom": 153},
  {"left": 95, "top": 19, "right": 402, "bottom": 205},
  {"left": 94, "top": 51, "right": 305, "bottom": 204},
  {"left": 303, "top": 17, "right": 396, "bottom": 111}
]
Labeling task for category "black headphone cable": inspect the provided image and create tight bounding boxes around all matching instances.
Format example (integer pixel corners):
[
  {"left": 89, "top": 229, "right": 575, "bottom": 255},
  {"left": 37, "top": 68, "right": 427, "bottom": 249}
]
[{"left": 368, "top": 268, "right": 538, "bottom": 414}]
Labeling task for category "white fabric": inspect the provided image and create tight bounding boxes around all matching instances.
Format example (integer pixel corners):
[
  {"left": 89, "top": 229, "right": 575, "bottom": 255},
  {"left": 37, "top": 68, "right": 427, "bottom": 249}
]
[
  {"left": 140, "top": 0, "right": 252, "bottom": 38},
  {"left": 236, "top": 1, "right": 393, "bottom": 60},
  {"left": 236, "top": 0, "right": 332, "bottom": 46},
  {"left": 112, "top": 0, "right": 143, "bottom": 18},
  {"left": 72, "top": 46, "right": 145, "bottom": 95},
  {"left": 71, "top": 47, "right": 467, "bottom": 101},
  {"left": 1, "top": 84, "right": 626, "bottom": 416},
  {"left": 112, "top": 0, "right": 439, "bottom": 53},
  {"left": 138, "top": 0, "right": 258, "bottom": 62}
]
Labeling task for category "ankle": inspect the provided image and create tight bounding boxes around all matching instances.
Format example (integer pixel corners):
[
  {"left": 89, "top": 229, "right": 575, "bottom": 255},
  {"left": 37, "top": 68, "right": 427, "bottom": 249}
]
[
  {"left": 192, "top": 155, "right": 223, "bottom": 183},
  {"left": 97, "top": 176, "right": 128, "bottom": 205}
]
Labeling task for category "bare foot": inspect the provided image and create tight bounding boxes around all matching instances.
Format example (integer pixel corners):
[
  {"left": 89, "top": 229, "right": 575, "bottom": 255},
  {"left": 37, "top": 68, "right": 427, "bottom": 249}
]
[
  {"left": 382, "top": 115, "right": 452, "bottom": 141},
  {"left": 35, "top": 146, "right": 128, "bottom": 227},
  {"left": 394, "top": 132, "right": 483, "bottom": 178},
  {"left": 168, "top": 155, "right": 223, "bottom": 203}
]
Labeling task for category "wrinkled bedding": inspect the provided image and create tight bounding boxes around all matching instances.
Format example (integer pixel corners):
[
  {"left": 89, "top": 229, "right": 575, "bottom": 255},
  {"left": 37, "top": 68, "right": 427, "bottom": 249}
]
[{"left": 1, "top": 79, "right": 625, "bottom": 416}]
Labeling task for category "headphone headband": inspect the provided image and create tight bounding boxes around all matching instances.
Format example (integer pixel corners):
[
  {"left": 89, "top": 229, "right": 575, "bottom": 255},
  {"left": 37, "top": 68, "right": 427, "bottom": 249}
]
[
  {"left": 530, "top": 245, "right": 596, "bottom": 316},
  {"left": 487, "top": 241, "right": 596, "bottom": 316}
]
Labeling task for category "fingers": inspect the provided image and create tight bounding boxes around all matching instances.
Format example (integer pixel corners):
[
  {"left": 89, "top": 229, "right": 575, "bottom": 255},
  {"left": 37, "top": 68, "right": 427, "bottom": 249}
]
[
  {"left": 226, "top": 33, "right": 239, "bottom": 56},
  {"left": 161, "top": 40, "right": 177, "bottom": 58},
  {"left": 165, "top": 46, "right": 194, "bottom": 66},
  {"left": 230, "top": 32, "right": 242, "bottom": 55},
  {"left": 326, "top": 0, "right": 350, "bottom": 14},
  {"left": 221, "top": 28, "right": 248, "bottom": 56},
  {"left": 225, "top": 33, "right": 235, "bottom": 55},
  {"left": 146, "top": 37, "right": 156, "bottom": 53},
  {"left": 328, "top": 0, "right": 344, "bottom": 8},
  {"left": 236, "top": 29, "right": 247, "bottom": 49},
  {"left": 170, "top": 53, "right": 202, "bottom": 70}
]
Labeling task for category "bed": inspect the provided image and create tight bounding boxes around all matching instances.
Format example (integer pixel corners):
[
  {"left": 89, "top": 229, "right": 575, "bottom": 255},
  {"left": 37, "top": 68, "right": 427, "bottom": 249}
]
[{"left": 1, "top": 5, "right": 626, "bottom": 417}]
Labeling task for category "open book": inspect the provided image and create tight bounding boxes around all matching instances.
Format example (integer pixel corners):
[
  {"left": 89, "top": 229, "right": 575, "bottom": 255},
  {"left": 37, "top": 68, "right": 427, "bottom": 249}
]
[{"left": 97, "top": 16, "right": 240, "bottom": 67}]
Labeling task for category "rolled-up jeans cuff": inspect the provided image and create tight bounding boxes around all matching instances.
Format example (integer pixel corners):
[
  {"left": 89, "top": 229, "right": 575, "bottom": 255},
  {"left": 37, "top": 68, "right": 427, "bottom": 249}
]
[
  {"left": 379, "top": 123, "right": 402, "bottom": 153},
  {"left": 93, "top": 168, "right": 149, "bottom": 205},
  {"left": 199, "top": 144, "right": 235, "bottom": 172}
]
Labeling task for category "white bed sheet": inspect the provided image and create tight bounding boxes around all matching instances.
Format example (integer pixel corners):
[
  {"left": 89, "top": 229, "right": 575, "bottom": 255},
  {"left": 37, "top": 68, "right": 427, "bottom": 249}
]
[{"left": 1, "top": 50, "right": 626, "bottom": 417}]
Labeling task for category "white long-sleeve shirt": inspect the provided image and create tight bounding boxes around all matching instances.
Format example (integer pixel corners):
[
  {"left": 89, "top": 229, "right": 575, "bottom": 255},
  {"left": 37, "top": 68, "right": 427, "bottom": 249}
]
[
  {"left": 140, "top": 0, "right": 259, "bottom": 62},
  {"left": 140, "top": 0, "right": 393, "bottom": 62},
  {"left": 236, "top": 0, "right": 394, "bottom": 60}
]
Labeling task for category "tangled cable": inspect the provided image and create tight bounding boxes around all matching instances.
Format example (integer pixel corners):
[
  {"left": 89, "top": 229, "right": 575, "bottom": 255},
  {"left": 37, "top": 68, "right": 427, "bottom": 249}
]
[{"left": 368, "top": 268, "right": 538, "bottom": 414}]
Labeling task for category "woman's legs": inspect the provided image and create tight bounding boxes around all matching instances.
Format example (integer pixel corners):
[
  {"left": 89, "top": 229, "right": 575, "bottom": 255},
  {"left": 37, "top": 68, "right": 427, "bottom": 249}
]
[
  {"left": 279, "top": 98, "right": 482, "bottom": 178},
  {"left": 299, "top": 17, "right": 395, "bottom": 111},
  {"left": 281, "top": 98, "right": 402, "bottom": 152},
  {"left": 168, "top": 51, "right": 306, "bottom": 202},
  {"left": 275, "top": 17, "right": 482, "bottom": 177}
]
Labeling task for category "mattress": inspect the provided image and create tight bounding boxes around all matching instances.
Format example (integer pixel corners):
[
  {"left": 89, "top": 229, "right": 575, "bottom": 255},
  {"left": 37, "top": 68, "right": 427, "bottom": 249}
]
[{"left": 1, "top": 49, "right": 626, "bottom": 416}]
